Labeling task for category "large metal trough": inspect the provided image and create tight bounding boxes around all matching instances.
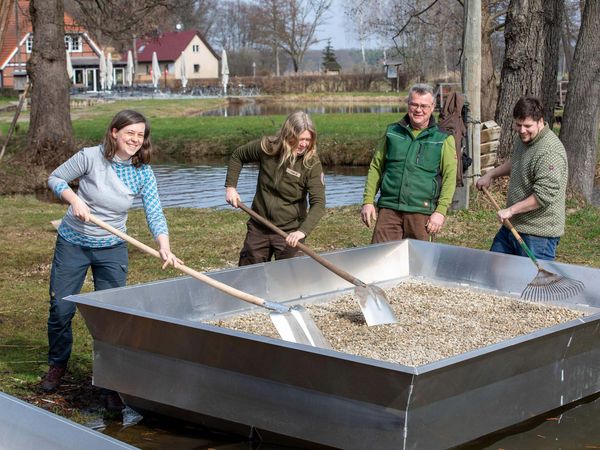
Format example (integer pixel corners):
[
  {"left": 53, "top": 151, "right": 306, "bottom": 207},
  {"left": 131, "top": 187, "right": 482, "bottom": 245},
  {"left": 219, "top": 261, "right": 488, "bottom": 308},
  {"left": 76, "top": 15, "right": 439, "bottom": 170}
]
[
  {"left": 67, "top": 240, "right": 600, "bottom": 450},
  {"left": 0, "top": 392, "right": 138, "bottom": 450}
]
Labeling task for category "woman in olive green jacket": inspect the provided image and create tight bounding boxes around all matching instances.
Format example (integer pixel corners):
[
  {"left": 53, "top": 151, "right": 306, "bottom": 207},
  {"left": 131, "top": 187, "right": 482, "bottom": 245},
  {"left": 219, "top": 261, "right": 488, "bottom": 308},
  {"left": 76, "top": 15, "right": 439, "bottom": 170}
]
[{"left": 225, "top": 111, "right": 326, "bottom": 266}]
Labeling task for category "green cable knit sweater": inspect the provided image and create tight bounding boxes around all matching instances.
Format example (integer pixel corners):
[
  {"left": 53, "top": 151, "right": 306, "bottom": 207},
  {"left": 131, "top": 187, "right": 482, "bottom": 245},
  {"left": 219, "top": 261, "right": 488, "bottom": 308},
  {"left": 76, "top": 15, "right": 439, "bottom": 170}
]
[{"left": 507, "top": 125, "right": 568, "bottom": 237}]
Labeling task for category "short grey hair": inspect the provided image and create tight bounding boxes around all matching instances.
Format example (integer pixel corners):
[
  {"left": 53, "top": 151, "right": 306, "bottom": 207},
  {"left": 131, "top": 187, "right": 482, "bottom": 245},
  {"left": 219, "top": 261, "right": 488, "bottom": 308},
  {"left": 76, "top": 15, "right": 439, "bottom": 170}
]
[{"left": 408, "top": 83, "right": 435, "bottom": 100}]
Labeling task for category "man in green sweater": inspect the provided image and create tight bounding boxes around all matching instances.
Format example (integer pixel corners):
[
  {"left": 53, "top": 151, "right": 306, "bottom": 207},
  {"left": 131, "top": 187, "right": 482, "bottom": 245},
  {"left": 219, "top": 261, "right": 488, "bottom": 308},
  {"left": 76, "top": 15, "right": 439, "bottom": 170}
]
[
  {"left": 361, "top": 83, "right": 457, "bottom": 242},
  {"left": 476, "top": 96, "right": 567, "bottom": 260}
]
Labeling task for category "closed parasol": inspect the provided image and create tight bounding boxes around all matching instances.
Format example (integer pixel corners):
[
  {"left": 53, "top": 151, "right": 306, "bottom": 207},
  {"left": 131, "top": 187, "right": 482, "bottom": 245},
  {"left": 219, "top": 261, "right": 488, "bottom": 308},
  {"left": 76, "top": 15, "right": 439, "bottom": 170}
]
[
  {"left": 106, "top": 52, "right": 113, "bottom": 90},
  {"left": 126, "top": 50, "right": 134, "bottom": 87},
  {"left": 65, "top": 50, "right": 73, "bottom": 82},
  {"left": 151, "top": 52, "right": 161, "bottom": 90},
  {"left": 180, "top": 51, "right": 187, "bottom": 91},
  {"left": 221, "top": 49, "right": 229, "bottom": 96},
  {"left": 99, "top": 51, "right": 106, "bottom": 91}
]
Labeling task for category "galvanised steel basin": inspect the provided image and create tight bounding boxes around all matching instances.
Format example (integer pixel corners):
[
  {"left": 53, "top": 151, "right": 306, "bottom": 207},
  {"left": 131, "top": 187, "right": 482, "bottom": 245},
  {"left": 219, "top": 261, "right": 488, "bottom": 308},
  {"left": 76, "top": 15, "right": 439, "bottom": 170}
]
[{"left": 67, "top": 240, "right": 600, "bottom": 450}]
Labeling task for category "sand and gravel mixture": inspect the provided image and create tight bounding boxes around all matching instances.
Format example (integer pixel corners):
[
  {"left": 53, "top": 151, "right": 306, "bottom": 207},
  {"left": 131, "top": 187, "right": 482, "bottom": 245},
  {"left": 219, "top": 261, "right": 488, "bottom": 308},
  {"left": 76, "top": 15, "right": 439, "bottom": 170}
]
[{"left": 210, "top": 279, "right": 587, "bottom": 366}]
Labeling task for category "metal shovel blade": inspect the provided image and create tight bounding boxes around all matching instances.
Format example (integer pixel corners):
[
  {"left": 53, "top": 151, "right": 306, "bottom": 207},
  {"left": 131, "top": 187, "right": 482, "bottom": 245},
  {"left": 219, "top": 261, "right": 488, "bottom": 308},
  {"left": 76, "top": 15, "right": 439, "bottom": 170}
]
[
  {"left": 270, "top": 306, "right": 331, "bottom": 349},
  {"left": 355, "top": 284, "right": 398, "bottom": 326}
]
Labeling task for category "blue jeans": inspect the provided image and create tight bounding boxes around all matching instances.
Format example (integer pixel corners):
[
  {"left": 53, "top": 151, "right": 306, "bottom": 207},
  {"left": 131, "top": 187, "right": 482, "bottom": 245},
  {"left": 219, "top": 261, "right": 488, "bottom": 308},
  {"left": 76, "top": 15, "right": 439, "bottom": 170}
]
[
  {"left": 490, "top": 226, "right": 560, "bottom": 261},
  {"left": 47, "top": 235, "right": 128, "bottom": 368}
]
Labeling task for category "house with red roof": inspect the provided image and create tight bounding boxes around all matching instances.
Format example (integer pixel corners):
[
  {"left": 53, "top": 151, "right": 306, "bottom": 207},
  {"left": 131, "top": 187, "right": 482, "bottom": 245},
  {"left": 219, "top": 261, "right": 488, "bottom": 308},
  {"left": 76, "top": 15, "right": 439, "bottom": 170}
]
[
  {"left": 135, "top": 30, "right": 220, "bottom": 84},
  {"left": 0, "top": 0, "right": 116, "bottom": 91},
  {"left": 1, "top": 2, "right": 219, "bottom": 92}
]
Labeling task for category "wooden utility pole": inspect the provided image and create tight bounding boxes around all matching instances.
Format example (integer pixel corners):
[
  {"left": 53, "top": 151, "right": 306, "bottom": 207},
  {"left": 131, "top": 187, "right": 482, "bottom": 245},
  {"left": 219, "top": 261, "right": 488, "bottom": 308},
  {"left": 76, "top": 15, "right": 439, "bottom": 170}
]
[{"left": 457, "top": 0, "right": 482, "bottom": 210}]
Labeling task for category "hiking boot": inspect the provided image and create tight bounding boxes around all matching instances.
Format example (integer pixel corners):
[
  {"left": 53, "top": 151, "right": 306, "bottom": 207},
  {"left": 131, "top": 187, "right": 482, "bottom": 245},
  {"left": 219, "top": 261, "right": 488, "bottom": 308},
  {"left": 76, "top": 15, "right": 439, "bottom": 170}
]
[
  {"left": 40, "top": 366, "right": 65, "bottom": 392},
  {"left": 104, "top": 391, "right": 125, "bottom": 412}
]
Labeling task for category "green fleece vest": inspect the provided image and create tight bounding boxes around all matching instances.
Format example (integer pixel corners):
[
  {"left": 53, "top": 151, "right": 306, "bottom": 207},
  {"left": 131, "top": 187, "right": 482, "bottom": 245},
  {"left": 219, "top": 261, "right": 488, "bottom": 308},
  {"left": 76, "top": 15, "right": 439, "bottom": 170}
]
[{"left": 378, "top": 122, "right": 449, "bottom": 214}]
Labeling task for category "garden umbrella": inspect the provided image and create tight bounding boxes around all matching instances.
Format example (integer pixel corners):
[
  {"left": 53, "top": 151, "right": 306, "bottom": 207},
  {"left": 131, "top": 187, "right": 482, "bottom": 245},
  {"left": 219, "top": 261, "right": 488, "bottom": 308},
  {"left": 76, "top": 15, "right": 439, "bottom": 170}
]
[
  {"left": 126, "top": 50, "right": 134, "bottom": 87},
  {"left": 151, "top": 51, "right": 161, "bottom": 89},
  {"left": 221, "top": 49, "right": 229, "bottom": 96},
  {"left": 99, "top": 51, "right": 106, "bottom": 91},
  {"left": 179, "top": 52, "right": 188, "bottom": 91},
  {"left": 106, "top": 52, "right": 113, "bottom": 90},
  {"left": 65, "top": 50, "right": 73, "bottom": 82}
]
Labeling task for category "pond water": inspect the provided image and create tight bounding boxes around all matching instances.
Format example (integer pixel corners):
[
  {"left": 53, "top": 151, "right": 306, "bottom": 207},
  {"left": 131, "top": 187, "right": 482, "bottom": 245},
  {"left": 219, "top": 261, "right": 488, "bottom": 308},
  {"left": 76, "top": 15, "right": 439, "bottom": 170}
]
[
  {"left": 196, "top": 102, "right": 403, "bottom": 117},
  {"left": 133, "top": 163, "right": 368, "bottom": 210}
]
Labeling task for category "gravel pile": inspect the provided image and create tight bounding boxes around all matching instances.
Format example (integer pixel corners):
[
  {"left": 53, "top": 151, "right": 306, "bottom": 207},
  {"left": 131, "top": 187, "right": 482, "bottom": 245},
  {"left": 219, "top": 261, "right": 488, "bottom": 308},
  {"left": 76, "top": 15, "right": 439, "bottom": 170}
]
[{"left": 210, "top": 279, "right": 586, "bottom": 366}]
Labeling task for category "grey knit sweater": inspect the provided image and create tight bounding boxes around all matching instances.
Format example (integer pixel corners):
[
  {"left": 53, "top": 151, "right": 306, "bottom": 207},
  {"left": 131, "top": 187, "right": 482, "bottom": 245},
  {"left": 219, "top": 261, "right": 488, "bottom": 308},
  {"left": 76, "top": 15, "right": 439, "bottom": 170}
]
[{"left": 507, "top": 125, "right": 568, "bottom": 237}]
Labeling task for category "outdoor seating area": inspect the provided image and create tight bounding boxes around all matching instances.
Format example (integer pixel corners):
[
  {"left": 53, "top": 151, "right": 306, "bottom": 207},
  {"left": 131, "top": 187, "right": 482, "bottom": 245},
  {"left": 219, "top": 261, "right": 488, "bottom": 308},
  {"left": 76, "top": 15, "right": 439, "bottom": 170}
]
[{"left": 70, "top": 84, "right": 260, "bottom": 99}]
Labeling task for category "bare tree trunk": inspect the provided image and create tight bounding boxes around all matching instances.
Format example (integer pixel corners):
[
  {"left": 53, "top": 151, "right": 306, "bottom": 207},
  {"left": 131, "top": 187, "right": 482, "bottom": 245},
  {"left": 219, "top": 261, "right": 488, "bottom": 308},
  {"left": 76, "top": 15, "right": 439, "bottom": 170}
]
[
  {"left": 540, "top": 0, "right": 563, "bottom": 128},
  {"left": 27, "top": 0, "right": 74, "bottom": 168},
  {"left": 480, "top": 0, "right": 499, "bottom": 122},
  {"left": 495, "top": 0, "right": 545, "bottom": 160},
  {"left": 559, "top": 0, "right": 600, "bottom": 202}
]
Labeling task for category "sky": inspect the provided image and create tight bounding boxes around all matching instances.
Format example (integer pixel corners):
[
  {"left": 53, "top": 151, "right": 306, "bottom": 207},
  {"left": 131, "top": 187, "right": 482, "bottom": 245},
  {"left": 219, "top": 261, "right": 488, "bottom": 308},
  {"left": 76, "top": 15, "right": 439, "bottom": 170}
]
[{"left": 313, "top": 0, "right": 358, "bottom": 50}]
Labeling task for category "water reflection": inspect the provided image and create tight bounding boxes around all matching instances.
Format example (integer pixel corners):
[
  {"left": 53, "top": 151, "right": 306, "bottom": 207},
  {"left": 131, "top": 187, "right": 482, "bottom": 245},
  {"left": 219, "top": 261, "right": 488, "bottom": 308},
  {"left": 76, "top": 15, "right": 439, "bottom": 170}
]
[
  {"left": 465, "top": 393, "right": 600, "bottom": 449},
  {"left": 197, "top": 102, "right": 403, "bottom": 117},
  {"left": 134, "top": 163, "right": 368, "bottom": 210},
  {"left": 101, "top": 395, "right": 600, "bottom": 449}
]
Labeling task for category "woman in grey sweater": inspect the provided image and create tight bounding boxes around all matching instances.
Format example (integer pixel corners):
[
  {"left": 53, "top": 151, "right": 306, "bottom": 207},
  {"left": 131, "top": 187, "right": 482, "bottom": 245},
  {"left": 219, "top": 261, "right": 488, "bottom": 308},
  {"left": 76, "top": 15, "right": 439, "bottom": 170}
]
[{"left": 40, "top": 110, "right": 180, "bottom": 410}]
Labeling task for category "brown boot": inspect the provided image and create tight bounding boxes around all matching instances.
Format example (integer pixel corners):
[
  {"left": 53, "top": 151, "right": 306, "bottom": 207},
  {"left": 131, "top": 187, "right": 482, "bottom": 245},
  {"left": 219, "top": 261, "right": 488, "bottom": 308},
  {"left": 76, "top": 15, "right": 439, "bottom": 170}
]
[{"left": 40, "top": 366, "right": 66, "bottom": 392}]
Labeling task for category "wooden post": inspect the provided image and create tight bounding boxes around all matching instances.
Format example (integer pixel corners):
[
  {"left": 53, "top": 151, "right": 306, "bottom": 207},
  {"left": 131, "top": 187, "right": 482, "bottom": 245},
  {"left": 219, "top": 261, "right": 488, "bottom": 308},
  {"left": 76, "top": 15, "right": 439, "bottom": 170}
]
[{"left": 456, "top": 0, "right": 482, "bottom": 210}]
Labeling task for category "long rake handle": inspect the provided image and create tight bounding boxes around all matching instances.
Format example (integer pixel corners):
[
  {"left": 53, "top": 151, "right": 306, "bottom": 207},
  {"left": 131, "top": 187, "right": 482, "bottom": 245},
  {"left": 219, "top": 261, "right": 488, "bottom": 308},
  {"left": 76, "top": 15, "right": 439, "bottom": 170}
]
[
  {"left": 237, "top": 202, "right": 365, "bottom": 288},
  {"left": 481, "top": 187, "right": 541, "bottom": 269},
  {"left": 88, "top": 214, "right": 274, "bottom": 310}
]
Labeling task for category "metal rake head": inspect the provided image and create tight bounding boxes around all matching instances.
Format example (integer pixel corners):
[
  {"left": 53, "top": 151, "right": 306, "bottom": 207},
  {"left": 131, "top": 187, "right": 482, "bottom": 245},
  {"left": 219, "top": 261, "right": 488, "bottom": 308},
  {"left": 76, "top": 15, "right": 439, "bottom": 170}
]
[{"left": 521, "top": 268, "right": 585, "bottom": 302}]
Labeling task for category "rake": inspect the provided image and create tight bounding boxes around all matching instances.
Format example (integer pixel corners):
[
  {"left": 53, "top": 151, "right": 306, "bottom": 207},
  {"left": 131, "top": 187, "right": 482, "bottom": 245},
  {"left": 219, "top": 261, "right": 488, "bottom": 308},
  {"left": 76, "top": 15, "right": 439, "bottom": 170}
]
[{"left": 481, "top": 187, "right": 584, "bottom": 302}]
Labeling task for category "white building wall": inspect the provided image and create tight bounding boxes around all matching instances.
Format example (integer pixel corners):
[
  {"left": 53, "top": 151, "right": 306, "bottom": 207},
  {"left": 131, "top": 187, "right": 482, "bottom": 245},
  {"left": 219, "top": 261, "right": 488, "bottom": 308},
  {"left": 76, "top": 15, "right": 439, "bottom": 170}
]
[{"left": 176, "top": 35, "right": 218, "bottom": 79}]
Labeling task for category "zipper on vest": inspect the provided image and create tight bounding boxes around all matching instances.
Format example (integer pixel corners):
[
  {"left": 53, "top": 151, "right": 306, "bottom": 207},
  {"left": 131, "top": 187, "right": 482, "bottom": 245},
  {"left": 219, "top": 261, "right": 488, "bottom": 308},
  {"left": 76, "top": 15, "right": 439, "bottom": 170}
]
[{"left": 415, "top": 143, "right": 422, "bottom": 165}]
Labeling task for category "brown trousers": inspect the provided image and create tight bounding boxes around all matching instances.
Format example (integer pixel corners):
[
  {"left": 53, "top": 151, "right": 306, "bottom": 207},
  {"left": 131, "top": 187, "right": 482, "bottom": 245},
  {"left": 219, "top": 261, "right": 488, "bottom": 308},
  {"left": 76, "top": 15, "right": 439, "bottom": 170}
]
[
  {"left": 238, "top": 220, "right": 302, "bottom": 266},
  {"left": 371, "top": 208, "right": 431, "bottom": 243}
]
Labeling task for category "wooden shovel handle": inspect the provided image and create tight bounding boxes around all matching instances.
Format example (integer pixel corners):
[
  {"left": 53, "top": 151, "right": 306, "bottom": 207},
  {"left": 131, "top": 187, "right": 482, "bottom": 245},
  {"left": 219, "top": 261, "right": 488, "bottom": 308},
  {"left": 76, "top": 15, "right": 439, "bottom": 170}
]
[
  {"left": 88, "top": 214, "right": 271, "bottom": 309},
  {"left": 237, "top": 202, "right": 365, "bottom": 288},
  {"left": 480, "top": 187, "right": 540, "bottom": 266}
]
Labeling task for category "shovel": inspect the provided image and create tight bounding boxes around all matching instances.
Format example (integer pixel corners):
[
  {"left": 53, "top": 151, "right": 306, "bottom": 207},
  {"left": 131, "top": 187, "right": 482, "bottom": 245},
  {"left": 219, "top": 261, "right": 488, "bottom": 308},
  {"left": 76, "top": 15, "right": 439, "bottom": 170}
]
[
  {"left": 237, "top": 202, "right": 397, "bottom": 326},
  {"left": 481, "top": 187, "right": 584, "bottom": 301},
  {"left": 88, "top": 214, "right": 331, "bottom": 348}
]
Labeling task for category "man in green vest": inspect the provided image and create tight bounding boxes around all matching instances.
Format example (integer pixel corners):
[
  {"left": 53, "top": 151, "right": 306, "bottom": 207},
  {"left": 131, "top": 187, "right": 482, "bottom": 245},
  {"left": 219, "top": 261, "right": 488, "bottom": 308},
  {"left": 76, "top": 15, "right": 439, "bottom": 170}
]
[{"left": 361, "top": 83, "right": 457, "bottom": 242}]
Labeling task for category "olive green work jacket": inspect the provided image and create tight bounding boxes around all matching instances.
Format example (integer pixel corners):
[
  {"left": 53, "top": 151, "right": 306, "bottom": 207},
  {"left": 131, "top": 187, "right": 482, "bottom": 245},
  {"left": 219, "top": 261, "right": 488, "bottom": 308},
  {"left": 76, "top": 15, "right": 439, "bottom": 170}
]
[{"left": 225, "top": 140, "right": 326, "bottom": 236}]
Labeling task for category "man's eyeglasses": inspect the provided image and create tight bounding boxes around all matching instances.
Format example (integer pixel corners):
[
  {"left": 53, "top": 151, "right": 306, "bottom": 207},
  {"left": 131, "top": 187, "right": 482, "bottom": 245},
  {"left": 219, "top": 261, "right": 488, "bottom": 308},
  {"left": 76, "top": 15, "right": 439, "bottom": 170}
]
[{"left": 408, "top": 102, "right": 433, "bottom": 111}]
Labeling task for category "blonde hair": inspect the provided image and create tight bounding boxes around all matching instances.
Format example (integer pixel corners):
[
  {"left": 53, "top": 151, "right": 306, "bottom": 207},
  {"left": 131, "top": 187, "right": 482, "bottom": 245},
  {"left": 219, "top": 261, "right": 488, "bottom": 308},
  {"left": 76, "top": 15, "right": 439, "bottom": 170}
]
[{"left": 260, "top": 111, "right": 318, "bottom": 169}]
